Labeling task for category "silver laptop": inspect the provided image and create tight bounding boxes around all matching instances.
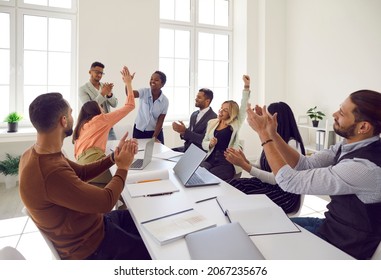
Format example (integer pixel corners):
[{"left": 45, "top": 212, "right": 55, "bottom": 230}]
[
  {"left": 173, "top": 144, "right": 220, "bottom": 187},
  {"left": 185, "top": 222, "right": 265, "bottom": 260},
  {"left": 129, "top": 137, "right": 155, "bottom": 170}
]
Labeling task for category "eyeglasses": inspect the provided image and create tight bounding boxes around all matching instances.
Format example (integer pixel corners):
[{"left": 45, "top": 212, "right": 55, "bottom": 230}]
[{"left": 91, "top": 70, "right": 105, "bottom": 76}]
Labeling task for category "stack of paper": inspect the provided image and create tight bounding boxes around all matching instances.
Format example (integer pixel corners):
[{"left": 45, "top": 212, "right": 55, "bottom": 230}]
[
  {"left": 125, "top": 169, "right": 179, "bottom": 198},
  {"left": 153, "top": 150, "right": 183, "bottom": 162},
  {"left": 217, "top": 194, "right": 300, "bottom": 236},
  {"left": 141, "top": 208, "right": 216, "bottom": 245}
]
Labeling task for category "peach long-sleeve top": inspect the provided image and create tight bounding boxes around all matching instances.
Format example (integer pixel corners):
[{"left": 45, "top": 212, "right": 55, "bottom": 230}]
[{"left": 74, "top": 92, "right": 135, "bottom": 159}]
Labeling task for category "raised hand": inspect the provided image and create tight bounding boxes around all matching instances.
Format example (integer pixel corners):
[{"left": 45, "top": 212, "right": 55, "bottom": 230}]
[
  {"left": 120, "top": 66, "right": 135, "bottom": 85},
  {"left": 242, "top": 75, "right": 250, "bottom": 88},
  {"left": 246, "top": 103, "right": 278, "bottom": 138},
  {"left": 254, "top": 105, "right": 263, "bottom": 116}
]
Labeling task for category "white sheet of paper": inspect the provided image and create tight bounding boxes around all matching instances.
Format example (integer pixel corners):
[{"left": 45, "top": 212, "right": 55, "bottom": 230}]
[
  {"left": 153, "top": 150, "right": 183, "bottom": 160},
  {"left": 141, "top": 209, "right": 216, "bottom": 245},
  {"left": 126, "top": 179, "right": 179, "bottom": 198}
]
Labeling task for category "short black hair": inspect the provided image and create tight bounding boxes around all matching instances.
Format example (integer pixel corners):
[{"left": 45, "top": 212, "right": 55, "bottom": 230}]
[
  {"left": 154, "top": 71, "right": 167, "bottom": 86},
  {"left": 29, "top": 92, "right": 69, "bottom": 133},
  {"left": 199, "top": 88, "right": 214, "bottom": 102},
  {"left": 350, "top": 90, "right": 381, "bottom": 135},
  {"left": 90, "top": 61, "right": 105, "bottom": 69}
]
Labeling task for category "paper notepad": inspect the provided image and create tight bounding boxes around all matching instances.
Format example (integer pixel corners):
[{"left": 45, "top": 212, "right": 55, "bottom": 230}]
[
  {"left": 217, "top": 194, "right": 300, "bottom": 236},
  {"left": 125, "top": 169, "right": 179, "bottom": 198},
  {"left": 153, "top": 150, "right": 183, "bottom": 161},
  {"left": 141, "top": 208, "right": 216, "bottom": 245}
]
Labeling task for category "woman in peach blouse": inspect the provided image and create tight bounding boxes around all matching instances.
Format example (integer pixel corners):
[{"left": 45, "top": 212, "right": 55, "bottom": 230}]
[{"left": 72, "top": 66, "right": 135, "bottom": 186}]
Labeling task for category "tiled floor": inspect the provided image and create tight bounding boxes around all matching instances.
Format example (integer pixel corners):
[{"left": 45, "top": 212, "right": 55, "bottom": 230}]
[{"left": 0, "top": 194, "right": 330, "bottom": 260}]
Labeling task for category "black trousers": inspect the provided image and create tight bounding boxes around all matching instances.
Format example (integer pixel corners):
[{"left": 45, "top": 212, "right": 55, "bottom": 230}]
[
  {"left": 86, "top": 210, "right": 151, "bottom": 260},
  {"left": 201, "top": 150, "right": 235, "bottom": 182},
  {"left": 228, "top": 177, "right": 300, "bottom": 214}
]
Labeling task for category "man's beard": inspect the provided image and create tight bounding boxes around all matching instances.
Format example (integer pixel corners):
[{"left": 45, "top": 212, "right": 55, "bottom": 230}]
[
  {"left": 64, "top": 127, "right": 73, "bottom": 137},
  {"left": 333, "top": 122, "right": 357, "bottom": 139}
]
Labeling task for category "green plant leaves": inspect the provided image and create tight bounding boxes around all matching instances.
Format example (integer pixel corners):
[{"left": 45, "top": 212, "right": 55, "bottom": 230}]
[
  {"left": 4, "top": 112, "right": 23, "bottom": 123},
  {"left": 306, "top": 106, "right": 325, "bottom": 121},
  {"left": 0, "top": 153, "right": 21, "bottom": 176}
]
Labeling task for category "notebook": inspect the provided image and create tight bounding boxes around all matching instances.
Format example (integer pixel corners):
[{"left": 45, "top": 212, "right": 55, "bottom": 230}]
[
  {"left": 129, "top": 137, "right": 155, "bottom": 170},
  {"left": 217, "top": 194, "right": 301, "bottom": 236},
  {"left": 173, "top": 144, "right": 220, "bottom": 187},
  {"left": 141, "top": 208, "right": 216, "bottom": 245},
  {"left": 185, "top": 222, "right": 265, "bottom": 260}
]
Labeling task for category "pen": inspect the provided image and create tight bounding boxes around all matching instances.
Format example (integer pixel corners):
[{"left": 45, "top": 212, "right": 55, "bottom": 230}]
[
  {"left": 137, "top": 178, "right": 162, "bottom": 184},
  {"left": 141, "top": 208, "right": 193, "bottom": 224},
  {"left": 145, "top": 192, "right": 173, "bottom": 197},
  {"left": 195, "top": 196, "right": 217, "bottom": 204}
]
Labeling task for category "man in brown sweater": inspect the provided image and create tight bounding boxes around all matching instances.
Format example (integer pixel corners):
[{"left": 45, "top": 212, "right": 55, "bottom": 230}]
[{"left": 19, "top": 92, "right": 150, "bottom": 260}]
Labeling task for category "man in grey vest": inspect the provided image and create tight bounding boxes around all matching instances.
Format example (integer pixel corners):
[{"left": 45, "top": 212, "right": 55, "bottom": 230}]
[
  {"left": 172, "top": 88, "right": 217, "bottom": 152},
  {"left": 79, "top": 61, "right": 118, "bottom": 140},
  {"left": 244, "top": 90, "right": 381, "bottom": 259}
]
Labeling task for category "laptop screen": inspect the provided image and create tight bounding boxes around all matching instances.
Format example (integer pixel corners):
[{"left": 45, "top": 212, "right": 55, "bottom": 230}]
[{"left": 173, "top": 144, "right": 206, "bottom": 184}]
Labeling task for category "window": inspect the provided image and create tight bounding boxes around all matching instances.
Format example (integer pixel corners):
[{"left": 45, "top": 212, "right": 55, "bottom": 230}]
[
  {"left": 0, "top": 0, "right": 77, "bottom": 125},
  {"left": 160, "top": 0, "right": 232, "bottom": 121}
]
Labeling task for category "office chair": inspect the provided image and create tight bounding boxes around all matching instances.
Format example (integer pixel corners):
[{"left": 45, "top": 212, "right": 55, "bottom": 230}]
[
  {"left": 0, "top": 246, "right": 26, "bottom": 260},
  {"left": 22, "top": 207, "right": 61, "bottom": 260}
]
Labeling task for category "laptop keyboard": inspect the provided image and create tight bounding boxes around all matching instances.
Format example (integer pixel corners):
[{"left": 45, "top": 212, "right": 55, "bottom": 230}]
[
  {"left": 130, "top": 159, "right": 143, "bottom": 169},
  {"left": 187, "top": 173, "right": 205, "bottom": 185}
]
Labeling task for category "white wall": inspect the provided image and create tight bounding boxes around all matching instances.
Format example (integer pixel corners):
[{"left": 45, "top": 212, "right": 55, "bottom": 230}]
[
  {"left": 240, "top": 0, "right": 381, "bottom": 159},
  {"left": 285, "top": 0, "right": 381, "bottom": 121},
  {"left": 77, "top": 0, "right": 160, "bottom": 150}
]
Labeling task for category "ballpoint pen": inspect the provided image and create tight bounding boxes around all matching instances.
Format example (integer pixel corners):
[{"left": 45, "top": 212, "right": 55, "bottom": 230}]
[
  {"left": 195, "top": 196, "right": 217, "bottom": 204},
  {"left": 145, "top": 192, "right": 173, "bottom": 197}
]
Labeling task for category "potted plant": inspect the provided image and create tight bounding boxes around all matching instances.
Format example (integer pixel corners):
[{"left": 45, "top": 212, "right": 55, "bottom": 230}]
[
  {"left": 4, "top": 112, "right": 23, "bottom": 133},
  {"left": 0, "top": 153, "right": 21, "bottom": 189},
  {"left": 306, "top": 106, "right": 325, "bottom": 127}
]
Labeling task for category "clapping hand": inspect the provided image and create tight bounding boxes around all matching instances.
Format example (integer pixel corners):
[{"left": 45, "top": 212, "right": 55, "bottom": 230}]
[
  {"left": 172, "top": 121, "right": 186, "bottom": 134},
  {"left": 101, "top": 82, "right": 114, "bottom": 97},
  {"left": 209, "top": 137, "right": 218, "bottom": 149},
  {"left": 224, "top": 147, "right": 248, "bottom": 167},
  {"left": 114, "top": 132, "right": 138, "bottom": 170},
  {"left": 246, "top": 103, "right": 278, "bottom": 138}
]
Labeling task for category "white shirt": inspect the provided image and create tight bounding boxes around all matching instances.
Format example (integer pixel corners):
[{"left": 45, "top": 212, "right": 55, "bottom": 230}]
[
  {"left": 196, "top": 107, "right": 211, "bottom": 124},
  {"left": 249, "top": 139, "right": 301, "bottom": 185}
]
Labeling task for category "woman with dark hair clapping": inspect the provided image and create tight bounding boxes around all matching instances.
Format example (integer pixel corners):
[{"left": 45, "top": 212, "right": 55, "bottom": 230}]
[{"left": 225, "top": 101, "right": 306, "bottom": 214}]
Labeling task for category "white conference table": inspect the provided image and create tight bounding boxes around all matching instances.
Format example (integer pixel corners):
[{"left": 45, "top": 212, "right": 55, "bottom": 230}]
[{"left": 108, "top": 139, "right": 353, "bottom": 260}]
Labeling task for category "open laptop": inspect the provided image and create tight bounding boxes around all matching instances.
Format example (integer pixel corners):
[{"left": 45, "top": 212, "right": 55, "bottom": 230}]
[
  {"left": 129, "top": 137, "right": 155, "bottom": 170},
  {"left": 173, "top": 144, "right": 220, "bottom": 187},
  {"left": 185, "top": 222, "right": 265, "bottom": 260}
]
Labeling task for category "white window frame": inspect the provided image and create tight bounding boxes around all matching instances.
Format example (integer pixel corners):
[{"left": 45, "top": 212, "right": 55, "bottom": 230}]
[
  {"left": 0, "top": 0, "right": 77, "bottom": 128},
  {"left": 160, "top": 0, "right": 233, "bottom": 121}
]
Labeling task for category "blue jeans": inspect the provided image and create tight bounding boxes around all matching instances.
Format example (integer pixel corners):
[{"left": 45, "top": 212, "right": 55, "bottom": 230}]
[
  {"left": 290, "top": 217, "right": 325, "bottom": 238},
  {"left": 86, "top": 210, "right": 151, "bottom": 260}
]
